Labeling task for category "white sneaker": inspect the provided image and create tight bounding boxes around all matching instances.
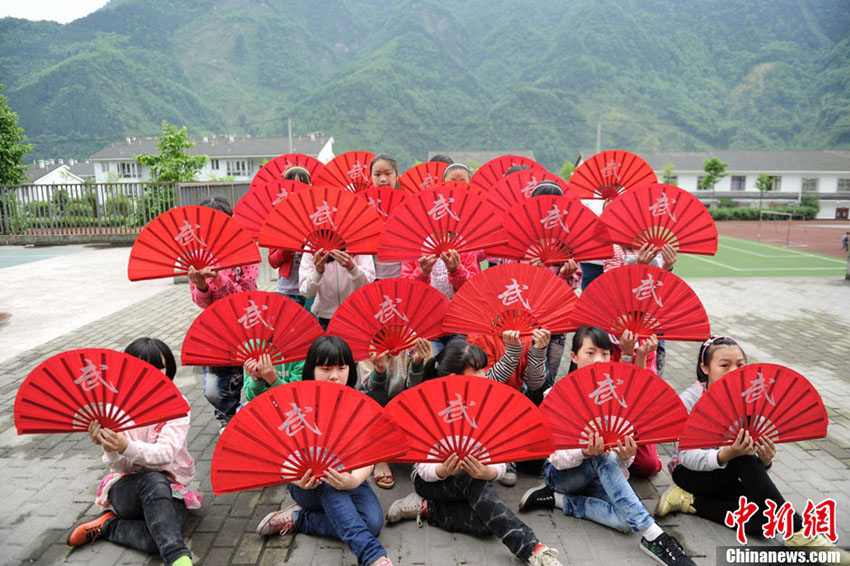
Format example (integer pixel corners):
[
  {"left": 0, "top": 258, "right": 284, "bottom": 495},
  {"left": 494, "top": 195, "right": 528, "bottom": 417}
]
[
  {"left": 527, "top": 545, "right": 563, "bottom": 566},
  {"left": 385, "top": 492, "right": 424, "bottom": 526},
  {"left": 256, "top": 503, "right": 300, "bottom": 536}
]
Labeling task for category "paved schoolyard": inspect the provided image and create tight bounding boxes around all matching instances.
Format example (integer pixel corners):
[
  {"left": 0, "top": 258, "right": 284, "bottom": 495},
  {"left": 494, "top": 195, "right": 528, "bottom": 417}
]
[{"left": 0, "top": 250, "right": 848, "bottom": 564}]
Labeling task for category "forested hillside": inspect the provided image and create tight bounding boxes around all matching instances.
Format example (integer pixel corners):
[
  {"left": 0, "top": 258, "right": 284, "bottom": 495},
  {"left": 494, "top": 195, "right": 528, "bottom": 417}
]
[{"left": 1, "top": 0, "right": 848, "bottom": 170}]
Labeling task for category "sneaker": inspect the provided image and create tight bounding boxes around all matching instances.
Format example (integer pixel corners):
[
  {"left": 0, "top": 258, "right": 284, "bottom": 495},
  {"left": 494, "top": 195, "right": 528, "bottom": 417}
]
[
  {"left": 386, "top": 492, "right": 424, "bottom": 526},
  {"left": 256, "top": 503, "right": 301, "bottom": 536},
  {"left": 640, "top": 532, "right": 696, "bottom": 566},
  {"left": 654, "top": 485, "right": 695, "bottom": 517},
  {"left": 499, "top": 463, "right": 518, "bottom": 487},
  {"left": 519, "top": 484, "right": 555, "bottom": 512},
  {"left": 527, "top": 545, "right": 563, "bottom": 566},
  {"left": 368, "top": 557, "right": 394, "bottom": 566},
  {"left": 67, "top": 511, "right": 116, "bottom": 546},
  {"left": 217, "top": 421, "right": 227, "bottom": 435},
  {"left": 785, "top": 530, "right": 833, "bottom": 548}
]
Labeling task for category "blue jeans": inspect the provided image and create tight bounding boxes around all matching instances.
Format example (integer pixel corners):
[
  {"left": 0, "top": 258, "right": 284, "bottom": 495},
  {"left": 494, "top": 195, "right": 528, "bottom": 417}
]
[
  {"left": 579, "top": 262, "right": 604, "bottom": 291},
  {"left": 289, "top": 482, "right": 386, "bottom": 565},
  {"left": 543, "top": 453, "right": 654, "bottom": 534},
  {"left": 100, "top": 472, "right": 190, "bottom": 564},
  {"left": 203, "top": 366, "right": 243, "bottom": 424}
]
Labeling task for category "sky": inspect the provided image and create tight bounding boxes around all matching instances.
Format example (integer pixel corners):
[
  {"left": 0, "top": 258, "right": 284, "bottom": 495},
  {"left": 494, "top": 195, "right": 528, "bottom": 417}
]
[{"left": 0, "top": 0, "right": 110, "bottom": 24}]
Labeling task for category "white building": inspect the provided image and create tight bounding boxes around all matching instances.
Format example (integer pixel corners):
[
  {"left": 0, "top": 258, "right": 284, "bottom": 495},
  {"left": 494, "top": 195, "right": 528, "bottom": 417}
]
[
  {"left": 89, "top": 133, "right": 334, "bottom": 184},
  {"left": 635, "top": 150, "right": 850, "bottom": 219}
]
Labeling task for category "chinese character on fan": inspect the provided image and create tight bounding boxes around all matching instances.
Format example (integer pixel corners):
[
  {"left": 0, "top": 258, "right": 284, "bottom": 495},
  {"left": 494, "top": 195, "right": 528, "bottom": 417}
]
[{"left": 75, "top": 359, "right": 119, "bottom": 393}]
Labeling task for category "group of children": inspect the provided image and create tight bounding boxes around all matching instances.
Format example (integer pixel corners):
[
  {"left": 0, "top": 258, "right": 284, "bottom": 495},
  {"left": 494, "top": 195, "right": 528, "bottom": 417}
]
[{"left": 64, "top": 153, "right": 834, "bottom": 566}]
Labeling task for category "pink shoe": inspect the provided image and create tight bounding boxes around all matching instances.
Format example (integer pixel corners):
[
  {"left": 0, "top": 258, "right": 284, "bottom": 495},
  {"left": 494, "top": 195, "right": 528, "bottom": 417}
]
[{"left": 256, "top": 503, "right": 301, "bottom": 536}]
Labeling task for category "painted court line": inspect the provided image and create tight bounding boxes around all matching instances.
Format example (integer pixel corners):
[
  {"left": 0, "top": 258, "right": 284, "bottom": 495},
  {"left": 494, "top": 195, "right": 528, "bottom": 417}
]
[
  {"left": 685, "top": 254, "right": 843, "bottom": 273},
  {"left": 718, "top": 243, "right": 800, "bottom": 259},
  {"left": 724, "top": 237, "right": 846, "bottom": 264}
]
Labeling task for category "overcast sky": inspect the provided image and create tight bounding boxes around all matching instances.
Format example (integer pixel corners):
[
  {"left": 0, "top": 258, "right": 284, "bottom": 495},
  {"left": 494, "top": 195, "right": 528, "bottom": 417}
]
[{"left": 0, "top": 0, "right": 110, "bottom": 24}]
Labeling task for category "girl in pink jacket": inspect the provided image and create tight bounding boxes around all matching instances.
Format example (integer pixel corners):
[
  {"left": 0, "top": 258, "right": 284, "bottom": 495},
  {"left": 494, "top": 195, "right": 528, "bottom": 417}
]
[{"left": 67, "top": 338, "right": 199, "bottom": 566}]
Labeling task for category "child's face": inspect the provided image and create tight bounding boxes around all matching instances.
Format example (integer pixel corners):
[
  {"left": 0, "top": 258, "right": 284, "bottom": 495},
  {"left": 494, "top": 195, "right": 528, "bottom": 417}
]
[
  {"left": 462, "top": 365, "right": 487, "bottom": 377},
  {"left": 371, "top": 160, "right": 398, "bottom": 188},
  {"left": 313, "top": 363, "right": 349, "bottom": 384},
  {"left": 570, "top": 336, "right": 611, "bottom": 370},
  {"left": 702, "top": 345, "right": 746, "bottom": 388},
  {"left": 444, "top": 168, "right": 470, "bottom": 184}
]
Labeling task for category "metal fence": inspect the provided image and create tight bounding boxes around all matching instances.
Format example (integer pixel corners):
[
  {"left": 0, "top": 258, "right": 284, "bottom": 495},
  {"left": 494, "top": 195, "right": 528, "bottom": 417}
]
[{"left": 0, "top": 182, "right": 249, "bottom": 237}]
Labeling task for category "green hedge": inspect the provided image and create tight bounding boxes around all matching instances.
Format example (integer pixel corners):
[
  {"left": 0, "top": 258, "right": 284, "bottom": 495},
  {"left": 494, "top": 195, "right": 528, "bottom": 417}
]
[{"left": 709, "top": 206, "right": 818, "bottom": 221}]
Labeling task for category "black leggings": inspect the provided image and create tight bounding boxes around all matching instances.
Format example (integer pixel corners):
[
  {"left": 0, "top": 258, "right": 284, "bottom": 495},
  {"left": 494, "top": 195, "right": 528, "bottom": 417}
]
[
  {"left": 414, "top": 472, "right": 539, "bottom": 560},
  {"left": 672, "top": 455, "right": 802, "bottom": 536}
]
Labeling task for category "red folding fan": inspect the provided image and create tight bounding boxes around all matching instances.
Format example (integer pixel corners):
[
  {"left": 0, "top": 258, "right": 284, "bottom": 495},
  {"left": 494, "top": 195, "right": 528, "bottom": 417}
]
[
  {"left": 128, "top": 206, "right": 261, "bottom": 281},
  {"left": 14, "top": 348, "right": 190, "bottom": 434},
  {"left": 326, "top": 278, "right": 449, "bottom": 360},
  {"left": 211, "top": 380, "right": 409, "bottom": 494},
  {"left": 312, "top": 150, "right": 376, "bottom": 193},
  {"left": 678, "top": 364, "right": 828, "bottom": 450},
  {"left": 385, "top": 375, "right": 554, "bottom": 464},
  {"left": 540, "top": 362, "right": 688, "bottom": 449},
  {"left": 233, "top": 179, "right": 311, "bottom": 239},
  {"left": 469, "top": 155, "right": 549, "bottom": 196},
  {"left": 567, "top": 150, "right": 657, "bottom": 200},
  {"left": 599, "top": 183, "right": 718, "bottom": 255},
  {"left": 568, "top": 264, "right": 710, "bottom": 341},
  {"left": 399, "top": 162, "right": 449, "bottom": 195},
  {"left": 442, "top": 263, "right": 578, "bottom": 336},
  {"left": 182, "top": 291, "right": 324, "bottom": 366},
  {"left": 485, "top": 169, "right": 573, "bottom": 211},
  {"left": 377, "top": 184, "right": 506, "bottom": 261},
  {"left": 356, "top": 186, "right": 408, "bottom": 223},
  {"left": 250, "top": 153, "right": 324, "bottom": 193},
  {"left": 487, "top": 195, "right": 613, "bottom": 264},
  {"left": 258, "top": 185, "right": 383, "bottom": 254}
]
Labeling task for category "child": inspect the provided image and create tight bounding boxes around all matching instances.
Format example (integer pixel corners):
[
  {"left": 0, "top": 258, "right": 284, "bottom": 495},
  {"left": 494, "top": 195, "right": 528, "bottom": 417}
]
[
  {"left": 371, "top": 154, "right": 403, "bottom": 280},
  {"left": 269, "top": 166, "right": 313, "bottom": 307},
  {"left": 243, "top": 352, "right": 304, "bottom": 402},
  {"left": 67, "top": 338, "right": 199, "bottom": 566},
  {"left": 385, "top": 337, "right": 565, "bottom": 566},
  {"left": 520, "top": 326, "right": 695, "bottom": 566},
  {"left": 443, "top": 163, "right": 471, "bottom": 184},
  {"left": 187, "top": 196, "right": 258, "bottom": 430},
  {"left": 656, "top": 336, "right": 833, "bottom": 548},
  {"left": 299, "top": 248, "right": 375, "bottom": 330},
  {"left": 256, "top": 336, "right": 394, "bottom": 566}
]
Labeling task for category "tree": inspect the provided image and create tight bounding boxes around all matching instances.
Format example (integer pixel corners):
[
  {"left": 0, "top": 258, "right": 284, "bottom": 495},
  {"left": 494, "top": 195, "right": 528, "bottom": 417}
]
[
  {"left": 699, "top": 157, "right": 728, "bottom": 208},
  {"left": 755, "top": 173, "right": 774, "bottom": 209},
  {"left": 560, "top": 160, "right": 575, "bottom": 180},
  {"left": 136, "top": 120, "right": 208, "bottom": 183},
  {"left": 660, "top": 163, "right": 678, "bottom": 186},
  {"left": 0, "top": 84, "right": 32, "bottom": 186}
]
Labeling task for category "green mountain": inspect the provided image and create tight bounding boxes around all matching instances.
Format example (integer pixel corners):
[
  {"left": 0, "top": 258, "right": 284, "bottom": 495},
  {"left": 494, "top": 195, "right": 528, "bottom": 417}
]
[{"left": 1, "top": 0, "right": 848, "bottom": 171}]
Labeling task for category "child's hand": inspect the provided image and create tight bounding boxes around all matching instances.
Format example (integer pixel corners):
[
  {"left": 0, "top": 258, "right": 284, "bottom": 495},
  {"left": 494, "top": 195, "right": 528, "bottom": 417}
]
[
  {"left": 440, "top": 249, "right": 462, "bottom": 273},
  {"left": 619, "top": 329, "right": 637, "bottom": 357},
  {"left": 558, "top": 259, "right": 578, "bottom": 278},
  {"left": 528, "top": 257, "right": 543, "bottom": 267},
  {"left": 322, "top": 468, "right": 361, "bottom": 491},
  {"left": 755, "top": 436, "right": 776, "bottom": 468},
  {"left": 612, "top": 436, "right": 637, "bottom": 461},
  {"left": 502, "top": 329, "right": 522, "bottom": 347},
  {"left": 370, "top": 350, "right": 390, "bottom": 374},
  {"left": 719, "top": 429, "right": 755, "bottom": 463},
  {"left": 636, "top": 243, "right": 660, "bottom": 265},
  {"left": 244, "top": 358, "right": 259, "bottom": 379},
  {"left": 98, "top": 428, "right": 129, "bottom": 454},
  {"left": 637, "top": 335, "right": 658, "bottom": 356},
  {"left": 436, "top": 453, "right": 462, "bottom": 478},
  {"left": 88, "top": 421, "right": 102, "bottom": 446},
  {"left": 187, "top": 266, "right": 217, "bottom": 292},
  {"left": 257, "top": 354, "right": 277, "bottom": 385},
  {"left": 329, "top": 250, "right": 355, "bottom": 271},
  {"left": 411, "top": 338, "right": 432, "bottom": 365},
  {"left": 461, "top": 455, "right": 498, "bottom": 481},
  {"left": 531, "top": 328, "right": 551, "bottom": 349},
  {"left": 418, "top": 254, "right": 438, "bottom": 278},
  {"left": 292, "top": 468, "right": 321, "bottom": 490},
  {"left": 583, "top": 432, "right": 605, "bottom": 457},
  {"left": 313, "top": 249, "right": 330, "bottom": 275},
  {"left": 660, "top": 244, "right": 678, "bottom": 271}
]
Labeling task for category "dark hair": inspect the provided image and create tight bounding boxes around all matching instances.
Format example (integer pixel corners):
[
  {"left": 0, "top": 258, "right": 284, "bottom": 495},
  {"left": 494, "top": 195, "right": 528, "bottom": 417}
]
[
  {"left": 302, "top": 336, "right": 357, "bottom": 387},
  {"left": 124, "top": 337, "right": 177, "bottom": 380},
  {"left": 442, "top": 163, "right": 471, "bottom": 181},
  {"left": 430, "top": 154, "right": 453, "bottom": 164},
  {"left": 283, "top": 166, "right": 311, "bottom": 184},
  {"left": 504, "top": 164, "right": 530, "bottom": 177},
  {"left": 423, "top": 337, "right": 488, "bottom": 381},
  {"left": 530, "top": 182, "right": 563, "bottom": 197},
  {"left": 369, "top": 153, "right": 399, "bottom": 175},
  {"left": 696, "top": 336, "right": 745, "bottom": 383},
  {"left": 568, "top": 326, "right": 613, "bottom": 373},
  {"left": 200, "top": 196, "right": 233, "bottom": 216}
]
